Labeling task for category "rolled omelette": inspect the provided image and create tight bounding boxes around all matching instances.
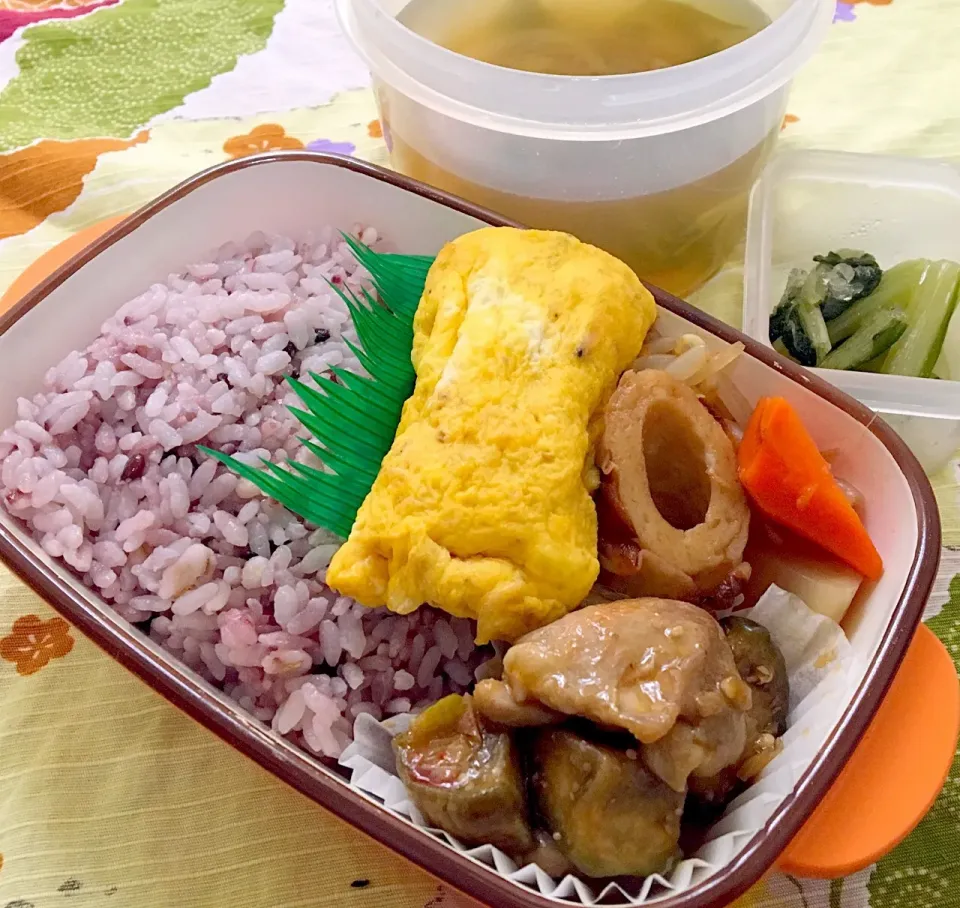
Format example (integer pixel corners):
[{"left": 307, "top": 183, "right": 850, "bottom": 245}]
[{"left": 326, "top": 227, "right": 656, "bottom": 643}]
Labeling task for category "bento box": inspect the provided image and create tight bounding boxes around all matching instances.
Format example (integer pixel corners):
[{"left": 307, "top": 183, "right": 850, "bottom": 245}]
[{"left": 0, "top": 154, "right": 940, "bottom": 908}]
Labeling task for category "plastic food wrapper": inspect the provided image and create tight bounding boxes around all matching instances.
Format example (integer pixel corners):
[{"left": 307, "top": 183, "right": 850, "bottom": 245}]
[{"left": 338, "top": 587, "right": 860, "bottom": 906}]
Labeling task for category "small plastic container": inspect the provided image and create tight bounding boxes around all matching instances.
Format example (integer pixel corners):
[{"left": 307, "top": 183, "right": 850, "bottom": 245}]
[
  {"left": 744, "top": 149, "right": 960, "bottom": 473},
  {"left": 337, "top": 0, "right": 833, "bottom": 297}
]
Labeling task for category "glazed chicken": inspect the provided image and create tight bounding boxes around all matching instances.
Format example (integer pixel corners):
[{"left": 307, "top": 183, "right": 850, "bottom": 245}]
[
  {"left": 475, "top": 598, "right": 752, "bottom": 791},
  {"left": 597, "top": 369, "right": 750, "bottom": 603}
]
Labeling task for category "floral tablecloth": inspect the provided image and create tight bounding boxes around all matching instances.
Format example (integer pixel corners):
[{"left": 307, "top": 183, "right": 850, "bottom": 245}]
[{"left": 1, "top": 1, "right": 960, "bottom": 906}]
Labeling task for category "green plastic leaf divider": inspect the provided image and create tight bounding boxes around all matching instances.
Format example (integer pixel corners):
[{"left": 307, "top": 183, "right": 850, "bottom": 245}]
[{"left": 196, "top": 233, "right": 437, "bottom": 538}]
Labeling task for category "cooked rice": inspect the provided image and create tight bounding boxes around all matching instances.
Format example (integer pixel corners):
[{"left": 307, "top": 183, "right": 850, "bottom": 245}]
[{"left": 0, "top": 228, "right": 490, "bottom": 760}]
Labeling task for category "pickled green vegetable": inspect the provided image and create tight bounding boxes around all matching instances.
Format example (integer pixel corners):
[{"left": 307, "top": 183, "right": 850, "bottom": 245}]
[
  {"left": 863, "top": 259, "right": 930, "bottom": 311},
  {"left": 826, "top": 259, "right": 929, "bottom": 346},
  {"left": 765, "top": 252, "right": 960, "bottom": 375},
  {"left": 794, "top": 285, "right": 832, "bottom": 366},
  {"left": 769, "top": 269, "right": 806, "bottom": 344},
  {"left": 532, "top": 728, "right": 683, "bottom": 878},
  {"left": 769, "top": 268, "right": 832, "bottom": 366},
  {"left": 821, "top": 307, "right": 908, "bottom": 371},
  {"left": 814, "top": 250, "right": 883, "bottom": 320},
  {"left": 771, "top": 252, "right": 884, "bottom": 358},
  {"left": 826, "top": 297, "right": 888, "bottom": 347},
  {"left": 772, "top": 338, "right": 792, "bottom": 360},
  {"left": 393, "top": 694, "right": 535, "bottom": 858},
  {"left": 934, "top": 298, "right": 960, "bottom": 380},
  {"left": 858, "top": 351, "right": 890, "bottom": 373},
  {"left": 883, "top": 260, "right": 960, "bottom": 378}
]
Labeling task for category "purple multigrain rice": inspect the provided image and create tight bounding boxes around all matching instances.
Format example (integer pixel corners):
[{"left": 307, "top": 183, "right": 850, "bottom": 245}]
[{"left": 0, "top": 227, "right": 490, "bottom": 760}]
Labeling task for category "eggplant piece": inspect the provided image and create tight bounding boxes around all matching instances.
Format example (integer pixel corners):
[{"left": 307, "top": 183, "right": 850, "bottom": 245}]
[
  {"left": 393, "top": 694, "right": 534, "bottom": 857},
  {"left": 690, "top": 616, "right": 789, "bottom": 805},
  {"left": 532, "top": 728, "right": 684, "bottom": 879},
  {"left": 722, "top": 616, "right": 789, "bottom": 738},
  {"left": 526, "top": 830, "right": 575, "bottom": 879}
]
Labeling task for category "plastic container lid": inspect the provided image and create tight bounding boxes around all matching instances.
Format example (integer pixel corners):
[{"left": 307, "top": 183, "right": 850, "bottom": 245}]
[
  {"left": 338, "top": 0, "right": 833, "bottom": 140},
  {"left": 743, "top": 149, "right": 960, "bottom": 472}
]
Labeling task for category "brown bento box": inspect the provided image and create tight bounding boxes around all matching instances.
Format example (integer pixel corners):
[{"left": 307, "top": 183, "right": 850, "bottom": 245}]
[{"left": 0, "top": 153, "right": 940, "bottom": 908}]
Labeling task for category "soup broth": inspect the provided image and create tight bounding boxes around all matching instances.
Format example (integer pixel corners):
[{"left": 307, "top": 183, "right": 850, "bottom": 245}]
[
  {"left": 400, "top": 0, "right": 769, "bottom": 76},
  {"left": 385, "top": 126, "right": 778, "bottom": 298},
  {"left": 387, "top": 0, "right": 776, "bottom": 296}
]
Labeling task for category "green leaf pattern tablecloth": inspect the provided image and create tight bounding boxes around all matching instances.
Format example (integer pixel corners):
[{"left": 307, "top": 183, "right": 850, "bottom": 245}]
[{"left": 0, "top": 1, "right": 959, "bottom": 905}]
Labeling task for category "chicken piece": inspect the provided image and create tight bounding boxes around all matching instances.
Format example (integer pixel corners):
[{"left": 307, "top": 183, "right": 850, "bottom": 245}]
[
  {"left": 497, "top": 599, "right": 751, "bottom": 743},
  {"left": 642, "top": 711, "right": 747, "bottom": 793},
  {"left": 393, "top": 694, "right": 535, "bottom": 858},
  {"left": 327, "top": 228, "right": 656, "bottom": 644},
  {"left": 532, "top": 728, "right": 684, "bottom": 878},
  {"left": 598, "top": 369, "right": 750, "bottom": 600},
  {"left": 493, "top": 598, "right": 752, "bottom": 792},
  {"left": 474, "top": 678, "right": 564, "bottom": 727}
]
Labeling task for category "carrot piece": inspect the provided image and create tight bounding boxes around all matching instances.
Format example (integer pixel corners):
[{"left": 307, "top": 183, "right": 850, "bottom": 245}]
[{"left": 738, "top": 396, "right": 883, "bottom": 580}]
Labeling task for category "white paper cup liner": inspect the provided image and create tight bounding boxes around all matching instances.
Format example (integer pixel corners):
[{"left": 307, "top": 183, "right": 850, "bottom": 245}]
[{"left": 339, "top": 587, "right": 860, "bottom": 906}]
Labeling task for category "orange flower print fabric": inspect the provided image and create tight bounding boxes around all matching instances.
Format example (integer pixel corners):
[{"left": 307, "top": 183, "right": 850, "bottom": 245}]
[
  {"left": 223, "top": 124, "right": 304, "bottom": 159},
  {"left": 0, "top": 614, "right": 74, "bottom": 676}
]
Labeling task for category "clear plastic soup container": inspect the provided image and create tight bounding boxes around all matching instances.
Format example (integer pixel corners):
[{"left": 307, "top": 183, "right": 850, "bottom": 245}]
[
  {"left": 743, "top": 149, "right": 960, "bottom": 474},
  {"left": 337, "top": 0, "right": 833, "bottom": 298}
]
